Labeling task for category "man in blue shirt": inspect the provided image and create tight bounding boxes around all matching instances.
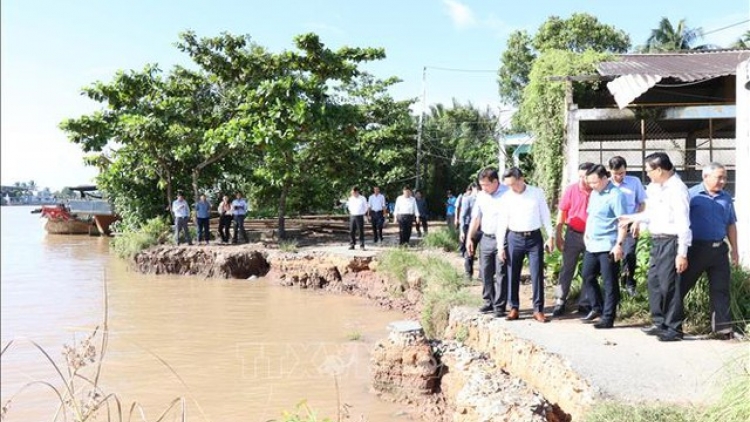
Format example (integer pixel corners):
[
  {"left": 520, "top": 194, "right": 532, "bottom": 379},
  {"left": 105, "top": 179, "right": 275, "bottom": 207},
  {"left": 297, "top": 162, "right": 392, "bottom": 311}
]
[
  {"left": 678, "top": 163, "right": 739, "bottom": 339},
  {"left": 231, "top": 192, "right": 249, "bottom": 244},
  {"left": 579, "top": 165, "right": 628, "bottom": 329},
  {"left": 608, "top": 156, "right": 647, "bottom": 297},
  {"left": 194, "top": 194, "right": 212, "bottom": 245},
  {"left": 445, "top": 190, "right": 457, "bottom": 232}
]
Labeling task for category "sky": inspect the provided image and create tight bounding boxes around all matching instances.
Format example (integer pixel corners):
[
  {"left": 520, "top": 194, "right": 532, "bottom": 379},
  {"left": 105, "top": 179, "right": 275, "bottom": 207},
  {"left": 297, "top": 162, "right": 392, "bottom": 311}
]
[{"left": 1, "top": 0, "right": 748, "bottom": 191}]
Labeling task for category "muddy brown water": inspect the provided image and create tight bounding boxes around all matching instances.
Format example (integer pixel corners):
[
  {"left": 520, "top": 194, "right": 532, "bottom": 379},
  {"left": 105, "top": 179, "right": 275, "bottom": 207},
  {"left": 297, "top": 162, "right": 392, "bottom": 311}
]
[{"left": 1, "top": 206, "right": 408, "bottom": 421}]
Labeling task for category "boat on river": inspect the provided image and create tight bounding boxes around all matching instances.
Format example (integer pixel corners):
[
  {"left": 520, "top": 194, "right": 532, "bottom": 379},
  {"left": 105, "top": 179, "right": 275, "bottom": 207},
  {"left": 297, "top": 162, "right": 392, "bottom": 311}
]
[{"left": 36, "top": 185, "right": 119, "bottom": 235}]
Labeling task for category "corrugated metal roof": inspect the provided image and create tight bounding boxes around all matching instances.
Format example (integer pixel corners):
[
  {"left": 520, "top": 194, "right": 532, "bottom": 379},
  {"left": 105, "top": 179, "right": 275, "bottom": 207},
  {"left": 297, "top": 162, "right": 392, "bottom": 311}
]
[
  {"left": 599, "top": 50, "right": 750, "bottom": 108},
  {"left": 599, "top": 49, "right": 750, "bottom": 81}
]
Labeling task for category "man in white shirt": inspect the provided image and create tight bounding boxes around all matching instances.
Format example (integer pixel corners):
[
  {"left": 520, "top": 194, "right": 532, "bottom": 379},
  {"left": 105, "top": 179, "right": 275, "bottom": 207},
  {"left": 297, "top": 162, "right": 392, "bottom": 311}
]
[
  {"left": 367, "top": 186, "right": 387, "bottom": 244},
  {"left": 467, "top": 168, "right": 509, "bottom": 317},
  {"left": 347, "top": 186, "right": 368, "bottom": 250},
  {"left": 620, "top": 152, "right": 691, "bottom": 341},
  {"left": 393, "top": 186, "right": 420, "bottom": 246},
  {"left": 171, "top": 191, "right": 192, "bottom": 246},
  {"left": 497, "top": 167, "right": 554, "bottom": 323}
]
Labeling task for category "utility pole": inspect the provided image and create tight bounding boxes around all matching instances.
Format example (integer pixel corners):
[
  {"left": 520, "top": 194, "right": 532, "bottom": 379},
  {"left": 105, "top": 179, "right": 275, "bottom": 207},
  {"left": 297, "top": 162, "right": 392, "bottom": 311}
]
[{"left": 415, "top": 66, "right": 426, "bottom": 191}]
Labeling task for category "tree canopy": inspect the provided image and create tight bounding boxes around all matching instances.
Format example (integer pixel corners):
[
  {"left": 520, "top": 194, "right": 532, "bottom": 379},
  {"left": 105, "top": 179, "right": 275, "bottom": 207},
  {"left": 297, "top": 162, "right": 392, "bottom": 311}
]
[{"left": 639, "top": 17, "right": 710, "bottom": 52}]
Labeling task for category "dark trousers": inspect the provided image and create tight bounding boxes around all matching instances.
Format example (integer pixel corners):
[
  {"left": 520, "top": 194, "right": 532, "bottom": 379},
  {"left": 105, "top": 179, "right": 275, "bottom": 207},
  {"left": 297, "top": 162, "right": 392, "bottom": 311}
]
[
  {"left": 415, "top": 216, "right": 428, "bottom": 235},
  {"left": 196, "top": 217, "right": 210, "bottom": 242},
  {"left": 678, "top": 241, "right": 732, "bottom": 333},
  {"left": 479, "top": 234, "right": 508, "bottom": 311},
  {"left": 218, "top": 214, "right": 232, "bottom": 242},
  {"left": 621, "top": 232, "right": 639, "bottom": 288},
  {"left": 350, "top": 215, "right": 365, "bottom": 246},
  {"left": 397, "top": 214, "right": 415, "bottom": 245},
  {"left": 446, "top": 214, "right": 456, "bottom": 232},
  {"left": 508, "top": 230, "right": 545, "bottom": 312},
  {"left": 554, "top": 228, "right": 588, "bottom": 307},
  {"left": 174, "top": 216, "right": 192, "bottom": 245},
  {"left": 647, "top": 236, "right": 683, "bottom": 333},
  {"left": 370, "top": 211, "right": 385, "bottom": 242},
  {"left": 581, "top": 251, "right": 621, "bottom": 322},
  {"left": 463, "top": 225, "right": 482, "bottom": 277},
  {"left": 233, "top": 214, "right": 248, "bottom": 243}
]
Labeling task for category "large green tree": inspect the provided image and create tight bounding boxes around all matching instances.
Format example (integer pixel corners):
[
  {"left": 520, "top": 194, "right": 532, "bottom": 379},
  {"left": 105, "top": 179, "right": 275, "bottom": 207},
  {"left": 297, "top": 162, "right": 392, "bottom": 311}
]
[
  {"left": 639, "top": 18, "right": 709, "bottom": 52},
  {"left": 498, "top": 13, "right": 630, "bottom": 107}
]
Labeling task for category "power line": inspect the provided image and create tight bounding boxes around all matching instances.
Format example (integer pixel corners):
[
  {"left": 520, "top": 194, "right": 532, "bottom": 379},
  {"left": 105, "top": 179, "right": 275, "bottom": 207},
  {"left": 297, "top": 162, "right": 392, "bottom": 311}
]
[{"left": 702, "top": 19, "right": 750, "bottom": 36}]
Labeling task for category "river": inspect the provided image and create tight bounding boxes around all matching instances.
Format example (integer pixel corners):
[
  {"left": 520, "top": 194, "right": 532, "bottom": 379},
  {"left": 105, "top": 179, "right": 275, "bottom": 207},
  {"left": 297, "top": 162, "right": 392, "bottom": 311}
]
[{"left": 0, "top": 205, "right": 409, "bottom": 421}]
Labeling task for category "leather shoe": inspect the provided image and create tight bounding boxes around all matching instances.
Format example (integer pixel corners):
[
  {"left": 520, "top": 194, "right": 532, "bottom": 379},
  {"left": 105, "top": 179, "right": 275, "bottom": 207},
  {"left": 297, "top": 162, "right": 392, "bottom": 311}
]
[
  {"left": 506, "top": 308, "right": 519, "bottom": 321},
  {"left": 533, "top": 312, "right": 549, "bottom": 323},
  {"left": 579, "top": 310, "right": 600, "bottom": 323},
  {"left": 552, "top": 304, "right": 565, "bottom": 317},
  {"left": 641, "top": 325, "right": 665, "bottom": 336},
  {"left": 577, "top": 306, "right": 592, "bottom": 315},
  {"left": 494, "top": 310, "right": 506, "bottom": 318},
  {"left": 594, "top": 320, "right": 614, "bottom": 329},
  {"left": 658, "top": 330, "right": 683, "bottom": 342},
  {"left": 479, "top": 304, "right": 494, "bottom": 314}
]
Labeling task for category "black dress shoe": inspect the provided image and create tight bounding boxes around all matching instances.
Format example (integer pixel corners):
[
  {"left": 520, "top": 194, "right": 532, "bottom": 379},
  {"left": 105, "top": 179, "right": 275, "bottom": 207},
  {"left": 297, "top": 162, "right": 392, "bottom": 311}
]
[
  {"left": 594, "top": 320, "right": 614, "bottom": 329},
  {"left": 348, "top": 245, "right": 355, "bottom": 250},
  {"left": 494, "top": 310, "right": 506, "bottom": 318},
  {"left": 552, "top": 304, "right": 565, "bottom": 317},
  {"left": 479, "top": 304, "right": 494, "bottom": 314},
  {"left": 641, "top": 325, "right": 665, "bottom": 336},
  {"left": 576, "top": 306, "right": 592, "bottom": 315},
  {"left": 579, "top": 310, "right": 600, "bottom": 323},
  {"left": 658, "top": 330, "right": 683, "bottom": 342}
]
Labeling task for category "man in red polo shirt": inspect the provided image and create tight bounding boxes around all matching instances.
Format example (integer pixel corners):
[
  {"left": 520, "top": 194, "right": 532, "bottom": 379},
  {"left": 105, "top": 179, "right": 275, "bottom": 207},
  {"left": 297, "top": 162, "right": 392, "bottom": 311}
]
[{"left": 552, "top": 162, "right": 595, "bottom": 317}]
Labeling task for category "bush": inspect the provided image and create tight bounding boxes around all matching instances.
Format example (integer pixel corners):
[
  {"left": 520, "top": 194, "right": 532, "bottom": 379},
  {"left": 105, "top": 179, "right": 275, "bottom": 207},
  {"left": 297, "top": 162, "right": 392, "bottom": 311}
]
[
  {"left": 111, "top": 216, "right": 173, "bottom": 259},
  {"left": 421, "top": 227, "right": 460, "bottom": 252}
]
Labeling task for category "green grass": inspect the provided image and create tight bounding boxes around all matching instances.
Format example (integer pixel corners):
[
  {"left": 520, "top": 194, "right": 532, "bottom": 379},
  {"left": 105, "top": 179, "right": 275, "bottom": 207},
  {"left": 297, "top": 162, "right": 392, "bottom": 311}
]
[
  {"left": 279, "top": 239, "right": 299, "bottom": 253},
  {"left": 420, "top": 227, "right": 460, "bottom": 252},
  {"left": 111, "top": 216, "right": 173, "bottom": 259},
  {"left": 377, "top": 250, "right": 481, "bottom": 338},
  {"left": 584, "top": 403, "right": 697, "bottom": 422}
]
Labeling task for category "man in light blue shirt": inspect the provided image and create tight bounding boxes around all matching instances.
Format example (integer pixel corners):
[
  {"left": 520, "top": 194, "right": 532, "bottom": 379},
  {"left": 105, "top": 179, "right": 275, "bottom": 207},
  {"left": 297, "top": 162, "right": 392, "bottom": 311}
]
[
  {"left": 231, "top": 192, "right": 249, "bottom": 244},
  {"left": 171, "top": 191, "right": 192, "bottom": 246},
  {"left": 194, "top": 194, "right": 212, "bottom": 245},
  {"left": 608, "top": 156, "right": 647, "bottom": 297},
  {"left": 580, "top": 165, "right": 628, "bottom": 329}
]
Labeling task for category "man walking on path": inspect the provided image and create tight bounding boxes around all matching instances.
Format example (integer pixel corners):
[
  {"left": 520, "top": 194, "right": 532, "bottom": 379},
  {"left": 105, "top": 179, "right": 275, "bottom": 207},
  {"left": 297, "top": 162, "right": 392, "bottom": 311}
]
[
  {"left": 445, "top": 190, "right": 457, "bottom": 232},
  {"left": 459, "top": 183, "right": 479, "bottom": 279},
  {"left": 497, "top": 167, "right": 554, "bottom": 323},
  {"left": 679, "top": 163, "right": 739, "bottom": 340},
  {"left": 579, "top": 165, "right": 628, "bottom": 329},
  {"left": 347, "top": 186, "right": 368, "bottom": 250},
  {"left": 414, "top": 190, "right": 429, "bottom": 237},
  {"left": 553, "top": 162, "right": 594, "bottom": 317},
  {"left": 194, "top": 194, "right": 212, "bottom": 245},
  {"left": 467, "top": 168, "right": 509, "bottom": 317},
  {"left": 620, "top": 152, "right": 691, "bottom": 342},
  {"left": 394, "top": 186, "right": 420, "bottom": 246},
  {"left": 172, "top": 191, "right": 192, "bottom": 246},
  {"left": 367, "top": 186, "right": 387, "bottom": 243},
  {"left": 608, "top": 156, "right": 647, "bottom": 297},
  {"left": 231, "top": 192, "right": 249, "bottom": 244}
]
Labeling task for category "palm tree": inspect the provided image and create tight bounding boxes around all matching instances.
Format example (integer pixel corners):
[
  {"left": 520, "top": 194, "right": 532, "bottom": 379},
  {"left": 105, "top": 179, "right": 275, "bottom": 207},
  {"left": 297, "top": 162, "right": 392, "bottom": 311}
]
[
  {"left": 732, "top": 30, "right": 750, "bottom": 49},
  {"left": 640, "top": 18, "right": 707, "bottom": 52}
]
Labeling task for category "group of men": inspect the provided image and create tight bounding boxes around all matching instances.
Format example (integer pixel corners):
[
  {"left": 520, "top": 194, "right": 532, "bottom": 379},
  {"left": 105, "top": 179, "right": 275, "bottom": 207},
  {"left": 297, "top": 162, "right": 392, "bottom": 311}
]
[
  {"left": 465, "top": 152, "right": 738, "bottom": 341},
  {"left": 345, "top": 185, "right": 430, "bottom": 249},
  {"left": 171, "top": 191, "right": 250, "bottom": 245}
]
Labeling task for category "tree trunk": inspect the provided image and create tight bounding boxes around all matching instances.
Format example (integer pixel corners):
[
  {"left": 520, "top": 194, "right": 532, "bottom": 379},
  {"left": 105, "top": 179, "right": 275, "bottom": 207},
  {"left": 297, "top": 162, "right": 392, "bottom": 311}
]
[
  {"left": 192, "top": 168, "right": 200, "bottom": 205},
  {"left": 278, "top": 184, "right": 288, "bottom": 240}
]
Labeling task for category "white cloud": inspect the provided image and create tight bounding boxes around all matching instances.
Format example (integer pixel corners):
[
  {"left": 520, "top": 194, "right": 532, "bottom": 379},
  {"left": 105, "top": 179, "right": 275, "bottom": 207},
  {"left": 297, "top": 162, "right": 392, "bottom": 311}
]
[{"left": 443, "top": 0, "right": 476, "bottom": 29}]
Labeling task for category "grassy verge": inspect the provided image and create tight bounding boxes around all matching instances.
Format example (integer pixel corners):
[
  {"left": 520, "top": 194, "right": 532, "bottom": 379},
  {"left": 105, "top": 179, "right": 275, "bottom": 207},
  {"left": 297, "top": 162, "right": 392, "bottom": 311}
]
[
  {"left": 420, "top": 227, "right": 460, "bottom": 252},
  {"left": 377, "top": 249, "right": 481, "bottom": 338},
  {"left": 111, "top": 216, "right": 173, "bottom": 259}
]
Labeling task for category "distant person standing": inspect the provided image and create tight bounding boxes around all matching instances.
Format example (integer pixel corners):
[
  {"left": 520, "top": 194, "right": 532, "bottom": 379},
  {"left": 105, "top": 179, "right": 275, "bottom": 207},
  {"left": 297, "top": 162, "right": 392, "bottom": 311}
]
[
  {"left": 466, "top": 168, "right": 509, "bottom": 317},
  {"left": 231, "top": 192, "right": 249, "bottom": 244},
  {"left": 552, "top": 162, "right": 595, "bottom": 317},
  {"left": 347, "top": 186, "right": 368, "bottom": 250},
  {"left": 608, "top": 156, "right": 647, "bottom": 297},
  {"left": 679, "top": 163, "right": 738, "bottom": 340},
  {"left": 414, "top": 190, "right": 429, "bottom": 236},
  {"left": 393, "top": 186, "right": 419, "bottom": 246},
  {"left": 217, "top": 195, "right": 233, "bottom": 244},
  {"left": 620, "top": 152, "right": 691, "bottom": 342},
  {"left": 367, "top": 186, "right": 387, "bottom": 244},
  {"left": 578, "top": 165, "right": 628, "bottom": 329},
  {"left": 445, "top": 190, "right": 457, "bottom": 232},
  {"left": 496, "top": 167, "right": 554, "bottom": 323},
  {"left": 459, "top": 183, "right": 480, "bottom": 278},
  {"left": 194, "top": 194, "right": 212, "bottom": 245},
  {"left": 171, "top": 191, "right": 192, "bottom": 246}
]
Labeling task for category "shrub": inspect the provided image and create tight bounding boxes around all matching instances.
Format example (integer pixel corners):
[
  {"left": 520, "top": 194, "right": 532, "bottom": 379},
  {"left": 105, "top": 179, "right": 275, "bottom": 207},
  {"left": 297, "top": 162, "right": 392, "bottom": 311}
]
[
  {"left": 279, "top": 239, "right": 299, "bottom": 253},
  {"left": 111, "top": 216, "right": 173, "bottom": 259},
  {"left": 421, "top": 227, "right": 460, "bottom": 252}
]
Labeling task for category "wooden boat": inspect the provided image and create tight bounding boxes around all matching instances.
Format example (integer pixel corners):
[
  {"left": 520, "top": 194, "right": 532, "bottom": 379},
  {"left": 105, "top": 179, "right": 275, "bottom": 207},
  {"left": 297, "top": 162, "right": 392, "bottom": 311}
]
[{"left": 37, "top": 185, "right": 119, "bottom": 236}]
